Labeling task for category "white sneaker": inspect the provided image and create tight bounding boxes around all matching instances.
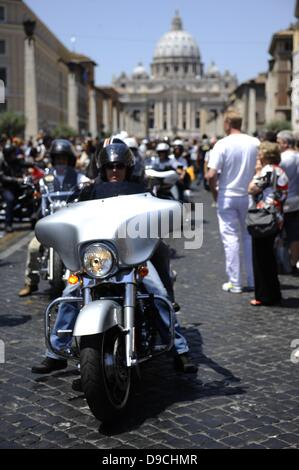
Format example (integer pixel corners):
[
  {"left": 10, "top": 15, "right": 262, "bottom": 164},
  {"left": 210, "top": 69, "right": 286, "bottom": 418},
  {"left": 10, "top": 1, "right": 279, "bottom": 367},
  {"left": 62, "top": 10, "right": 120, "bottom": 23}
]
[{"left": 222, "top": 282, "right": 242, "bottom": 294}]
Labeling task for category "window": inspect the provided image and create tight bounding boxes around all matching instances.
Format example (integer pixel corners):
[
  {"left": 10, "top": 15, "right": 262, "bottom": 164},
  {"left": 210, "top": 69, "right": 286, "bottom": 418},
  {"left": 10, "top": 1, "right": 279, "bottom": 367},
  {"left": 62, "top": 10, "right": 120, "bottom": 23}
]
[
  {"left": 0, "top": 67, "right": 6, "bottom": 85},
  {"left": 132, "top": 109, "right": 140, "bottom": 122},
  {"left": 0, "top": 6, "right": 5, "bottom": 23},
  {"left": 0, "top": 40, "right": 5, "bottom": 55},
  {"left": 148, "top": 103, "right": 155, "bottom": 129}
]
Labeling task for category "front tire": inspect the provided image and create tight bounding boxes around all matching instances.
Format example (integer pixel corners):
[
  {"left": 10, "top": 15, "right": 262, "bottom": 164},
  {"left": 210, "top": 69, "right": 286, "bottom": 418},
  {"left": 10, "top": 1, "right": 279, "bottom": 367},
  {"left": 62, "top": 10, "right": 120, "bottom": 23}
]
[
  {"left": 80, "top": 328, "right": 131, "bottom": 423},
  {"left": 50, "top": 251, "right": 65, "bottom": 296}
]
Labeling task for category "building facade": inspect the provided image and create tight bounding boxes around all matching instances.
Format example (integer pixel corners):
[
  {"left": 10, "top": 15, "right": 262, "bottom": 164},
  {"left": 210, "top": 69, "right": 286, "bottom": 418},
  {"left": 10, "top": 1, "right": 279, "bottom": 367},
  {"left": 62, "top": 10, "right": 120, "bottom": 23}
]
[
  {"left": 226, "top": 73, "right": 267, "bottom": 134},
  {"left": 95, "top": 86, "right": 122, "bottom": 137},
  {"left": 0, "top": 0, "right": 100, "bottom": 139},
  {"left": 265, "top": 27, "right": 293, "bottom": 124},
  {"left": 113, "top": 13, "right": 238, "bottom": 139}
]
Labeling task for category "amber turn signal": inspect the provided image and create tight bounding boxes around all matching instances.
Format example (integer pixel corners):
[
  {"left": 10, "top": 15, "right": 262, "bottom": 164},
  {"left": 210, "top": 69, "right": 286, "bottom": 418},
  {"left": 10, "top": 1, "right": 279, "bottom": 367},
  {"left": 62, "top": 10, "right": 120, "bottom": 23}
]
[
  {"left": 68, "top": 274, "right": 79, "bottom": 285},
  {"left": 137, "top": 265, "right": 149, "bottom": 278}
]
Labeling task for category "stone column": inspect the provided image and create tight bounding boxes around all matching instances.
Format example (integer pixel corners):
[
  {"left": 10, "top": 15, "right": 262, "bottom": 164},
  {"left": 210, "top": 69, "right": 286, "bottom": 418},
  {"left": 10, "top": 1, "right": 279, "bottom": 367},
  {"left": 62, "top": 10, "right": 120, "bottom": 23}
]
[
  {"left": 216, "top": 111, "right": 224, "bottom": 136},
  {"left": 119, "top": 110, "right": 125, "bottom": 130},
  {"left": 186, "top": 101, "right": 191, "bottom": 130},
  {"left": 154, "top": 103, "right": 159, "bottom": 131},
  {"left": 166, "top": 101, "right": 172, "bottom": 131},
  {"left": 247, "top": 87, "right": 256, "bottom": 135},
  {"left": 23, "top": 21, "right": 38, "bottom": 140},
  {"left": 102, "top": 99, "right": 109, "bottom": 133},
  {"left": 113, "top": 106, "right": 118, "bottom": 132},
  {"left": 191, "top": 103, "right": 195, "bottom": 131},
  {"left": 88, "top": 82, "right": 98, "bottom": 138},
  {"left": 178, "top": 102, "right": 183, "bottom": 130},
  {"left": 172, "top": 90, "right": 178, "bottom": 135},
  {"left": 200, "top": 109, "right": 207, "bottom": 135},
  {"left": 67, "top": 63, "right": 79, "bottom": 132},
  {"left": 158, "top": 101, "right": 164, "bottom": 132}
]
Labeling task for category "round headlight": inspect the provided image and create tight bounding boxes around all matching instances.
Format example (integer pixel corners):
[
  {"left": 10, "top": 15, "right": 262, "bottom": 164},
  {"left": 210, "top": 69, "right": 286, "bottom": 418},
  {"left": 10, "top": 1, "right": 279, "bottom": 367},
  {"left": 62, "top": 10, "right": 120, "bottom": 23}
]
[{"left": 83, "top": 243, "right": 114, "bottom": 278}]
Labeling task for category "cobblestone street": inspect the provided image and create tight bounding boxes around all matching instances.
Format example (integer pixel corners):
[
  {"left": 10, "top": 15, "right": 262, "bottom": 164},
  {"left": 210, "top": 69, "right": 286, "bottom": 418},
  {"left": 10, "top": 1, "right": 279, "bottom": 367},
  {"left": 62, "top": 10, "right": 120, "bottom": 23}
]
[{"left": 1, "top": 186, "right": 299, "bottom": 449}]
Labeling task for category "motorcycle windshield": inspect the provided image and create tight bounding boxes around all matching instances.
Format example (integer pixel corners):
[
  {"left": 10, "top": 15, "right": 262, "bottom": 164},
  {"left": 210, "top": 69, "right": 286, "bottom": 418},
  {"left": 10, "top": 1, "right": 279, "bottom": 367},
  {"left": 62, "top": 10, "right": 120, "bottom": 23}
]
[{"left": 35, "top": 192, "right": 182, "bottom": 272}]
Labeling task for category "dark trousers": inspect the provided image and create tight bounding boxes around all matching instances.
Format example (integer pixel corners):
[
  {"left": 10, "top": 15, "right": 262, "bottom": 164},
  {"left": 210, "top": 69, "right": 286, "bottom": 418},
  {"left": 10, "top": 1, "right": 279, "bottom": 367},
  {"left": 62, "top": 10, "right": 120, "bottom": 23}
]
[
  {"left": 2, "top": 189, "right": 15, "bottom": 226},
  {"left": 151, "top": 240, "right": 175, "bottom": 302},
  {"left": 252, "top": 235, "right": 281, "bottom": 304}
]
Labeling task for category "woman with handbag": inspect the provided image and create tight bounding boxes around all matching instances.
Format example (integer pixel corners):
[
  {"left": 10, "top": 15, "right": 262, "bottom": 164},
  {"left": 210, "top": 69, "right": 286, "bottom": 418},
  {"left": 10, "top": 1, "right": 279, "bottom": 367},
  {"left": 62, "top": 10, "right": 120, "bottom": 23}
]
[{"left": 248, "top": 142, "right": 288, "bottom": 306}]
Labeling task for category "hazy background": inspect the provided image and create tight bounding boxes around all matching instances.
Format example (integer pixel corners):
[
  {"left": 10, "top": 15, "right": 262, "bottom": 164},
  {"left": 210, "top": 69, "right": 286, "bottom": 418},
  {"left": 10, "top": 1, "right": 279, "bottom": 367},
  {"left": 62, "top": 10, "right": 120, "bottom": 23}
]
[{"left": 26, "top": 0, "right": 295, "bottom": 85}]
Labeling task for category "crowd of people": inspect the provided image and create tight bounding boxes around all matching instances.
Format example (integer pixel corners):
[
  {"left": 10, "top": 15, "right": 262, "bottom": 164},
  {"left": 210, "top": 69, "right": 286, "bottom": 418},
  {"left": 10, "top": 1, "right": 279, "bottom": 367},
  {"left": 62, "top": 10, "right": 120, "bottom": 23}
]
[
  {"left": 0, "top": 130, "right": 215, "bottom": 234},
  {"left": 206, "top": 112, "right": 299, "bottom": 307},
  {"left": 1, "top": 112, "right": 299, "bottom": 311}
]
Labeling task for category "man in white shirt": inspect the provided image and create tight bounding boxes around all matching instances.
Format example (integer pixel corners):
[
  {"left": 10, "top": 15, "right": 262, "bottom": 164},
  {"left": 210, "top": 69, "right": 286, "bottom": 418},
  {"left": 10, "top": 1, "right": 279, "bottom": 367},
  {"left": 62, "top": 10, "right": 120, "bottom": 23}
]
[
  {"left": 207, "top": 110, "right": 259, "bottom": 293},
  {"left": 277, "top": 130, "right": 299, "bottom": 273}
]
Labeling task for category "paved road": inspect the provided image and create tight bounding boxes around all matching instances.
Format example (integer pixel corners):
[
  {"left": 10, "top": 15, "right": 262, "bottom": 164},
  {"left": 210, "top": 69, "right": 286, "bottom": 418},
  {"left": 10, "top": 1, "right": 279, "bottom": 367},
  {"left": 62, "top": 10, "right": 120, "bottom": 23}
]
[{"left": 0, "top": 187, "right": 299, "bottom": 449}]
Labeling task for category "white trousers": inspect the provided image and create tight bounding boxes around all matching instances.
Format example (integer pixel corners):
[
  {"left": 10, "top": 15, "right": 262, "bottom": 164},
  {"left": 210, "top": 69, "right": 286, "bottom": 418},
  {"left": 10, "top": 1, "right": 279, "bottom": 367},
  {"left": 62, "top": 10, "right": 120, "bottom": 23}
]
[{"left": 217, "top": 195, "right": 253, "bottom": 288}]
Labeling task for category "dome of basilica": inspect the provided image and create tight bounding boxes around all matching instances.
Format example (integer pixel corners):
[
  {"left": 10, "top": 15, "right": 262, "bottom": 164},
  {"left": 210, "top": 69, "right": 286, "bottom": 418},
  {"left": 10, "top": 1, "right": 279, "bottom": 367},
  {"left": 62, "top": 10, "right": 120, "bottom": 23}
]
[
  {"left": 132, "top": 62, "right": 149, "bottom": 79},
  {"left": 153, "top": 12, "right": 200, "bottom": 62}
]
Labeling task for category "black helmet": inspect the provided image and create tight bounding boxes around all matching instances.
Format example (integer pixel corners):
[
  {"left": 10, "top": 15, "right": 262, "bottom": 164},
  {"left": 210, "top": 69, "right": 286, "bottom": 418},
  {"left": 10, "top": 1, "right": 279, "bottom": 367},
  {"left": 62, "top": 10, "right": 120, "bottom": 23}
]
[
  {"left": 49, "top": 139, "right": 76, "bottom": 167},
  {"left": 3, "top": 144, "right": 17, "bottom": 162},
  {"left": 96, "top": 137, "right": 135, "bottom": 181}
]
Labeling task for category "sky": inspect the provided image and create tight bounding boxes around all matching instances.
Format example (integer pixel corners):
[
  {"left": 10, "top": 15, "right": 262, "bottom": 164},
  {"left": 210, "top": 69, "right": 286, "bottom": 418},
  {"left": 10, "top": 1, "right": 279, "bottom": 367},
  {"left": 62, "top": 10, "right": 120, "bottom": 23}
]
[{"left": 25, "top": 0, "right": 296, "bottom": 86}]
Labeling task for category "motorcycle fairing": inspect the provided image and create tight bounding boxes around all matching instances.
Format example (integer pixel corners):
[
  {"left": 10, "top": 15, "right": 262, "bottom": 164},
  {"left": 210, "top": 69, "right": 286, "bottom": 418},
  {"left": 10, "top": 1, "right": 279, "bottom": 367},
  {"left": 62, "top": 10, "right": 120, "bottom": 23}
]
[{"left": 35, "top": 193, "right": 182, "bottom": 272}]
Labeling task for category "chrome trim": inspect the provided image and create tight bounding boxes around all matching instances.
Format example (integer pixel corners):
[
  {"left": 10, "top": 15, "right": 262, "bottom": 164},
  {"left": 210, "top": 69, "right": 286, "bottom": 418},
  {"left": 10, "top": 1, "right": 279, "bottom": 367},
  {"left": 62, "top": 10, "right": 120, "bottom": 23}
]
[
  {"left": 124, "top": 279, "right": 136, "bottom": 367},
  {"left": 45, "top": 296, "right": 83, "bottom": 359}
]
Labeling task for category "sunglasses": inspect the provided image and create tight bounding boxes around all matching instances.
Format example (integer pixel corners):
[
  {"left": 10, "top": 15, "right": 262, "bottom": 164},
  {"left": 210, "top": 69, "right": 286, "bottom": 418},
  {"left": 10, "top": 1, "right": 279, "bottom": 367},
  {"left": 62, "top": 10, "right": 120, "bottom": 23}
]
[{"left": 105, "top": 162, "right": 126, "bottom": 171}]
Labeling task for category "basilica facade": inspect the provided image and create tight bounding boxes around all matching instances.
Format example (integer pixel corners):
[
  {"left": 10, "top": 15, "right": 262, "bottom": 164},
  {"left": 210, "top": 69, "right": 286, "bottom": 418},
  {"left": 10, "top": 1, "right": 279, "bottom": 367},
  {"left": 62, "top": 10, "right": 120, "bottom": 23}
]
[{"left": 113, "top": 12, "right": 238, "bottom": 139}]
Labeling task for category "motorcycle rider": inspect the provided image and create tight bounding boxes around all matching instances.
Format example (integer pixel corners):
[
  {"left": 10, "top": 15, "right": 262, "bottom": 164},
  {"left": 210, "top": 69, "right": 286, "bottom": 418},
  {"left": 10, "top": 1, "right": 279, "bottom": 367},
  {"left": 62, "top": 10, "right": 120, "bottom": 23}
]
[
  {"left": 123, "top": 136, "right": 145, "bottom": 183},
  {"left": 31, "top": 138, "right": 198, "bottom": 378},
  {"left": 169, "top": 139, "right": 191, "bottom": 202},
  {"left": 0, "top": 143, "right": 25, "bottom": 232},
  {"left": 18, "top": 139, "right": 89, "bottom": 297},
  {"left": 155, "top": 142, "right": 173, "bottom": 171}
]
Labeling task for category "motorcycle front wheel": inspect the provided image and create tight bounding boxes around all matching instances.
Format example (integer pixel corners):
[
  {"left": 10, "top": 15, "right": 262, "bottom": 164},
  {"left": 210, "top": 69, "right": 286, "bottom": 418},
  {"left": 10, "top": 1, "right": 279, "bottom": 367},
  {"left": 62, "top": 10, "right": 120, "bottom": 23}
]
[
  {"left": 50, "top": 251, "right": 65, "bottom": 296},
  {"left": 80, "top": 328, "right": 131, "bottom": 423}
]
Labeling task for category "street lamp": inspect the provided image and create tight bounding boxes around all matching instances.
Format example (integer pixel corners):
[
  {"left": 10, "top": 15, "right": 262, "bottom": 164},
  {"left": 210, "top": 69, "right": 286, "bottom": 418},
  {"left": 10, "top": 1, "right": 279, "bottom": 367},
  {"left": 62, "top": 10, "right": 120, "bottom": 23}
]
[{"left": 23, "top": 19, "right": 36, "bottom": 40}]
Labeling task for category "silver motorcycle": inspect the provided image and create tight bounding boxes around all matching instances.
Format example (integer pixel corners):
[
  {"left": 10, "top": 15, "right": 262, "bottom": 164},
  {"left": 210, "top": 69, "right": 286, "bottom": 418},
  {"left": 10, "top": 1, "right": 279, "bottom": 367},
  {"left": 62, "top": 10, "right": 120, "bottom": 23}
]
[
  {"left": 35, "top": 192, "right": 181, "bottom": 422},
  {"left": 145, "top": 167, "right": 180, "bottom": 200},
  {"left": 36, "top": 173, "right": 77, "bottom": 295}
]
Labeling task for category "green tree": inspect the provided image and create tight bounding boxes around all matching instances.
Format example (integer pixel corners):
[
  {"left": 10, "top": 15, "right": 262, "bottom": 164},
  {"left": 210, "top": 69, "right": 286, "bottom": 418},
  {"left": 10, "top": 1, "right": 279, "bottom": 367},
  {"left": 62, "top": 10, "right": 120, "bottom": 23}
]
[
  {"left": 0, "top": 111, "right": 26, "bottom": 137},
  {"left": 51, "top": 124, "right": 77, "bottom": 139},
  {"left": 266, "top": 120, "right": 292, "bottom": 132}
]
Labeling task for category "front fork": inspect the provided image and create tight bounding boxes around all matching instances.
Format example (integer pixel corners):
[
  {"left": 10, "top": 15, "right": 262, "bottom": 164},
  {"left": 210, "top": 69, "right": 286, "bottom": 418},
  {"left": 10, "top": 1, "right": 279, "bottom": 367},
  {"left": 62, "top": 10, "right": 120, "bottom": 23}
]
[
  {"left": 124, "top": 281, "right": 136, "bottom": 367},
  {"left": 80, "top": 271, "right": 137, "bottom": 368},
  {"left": 48, "top": 247, "right": 54, "bottom": 281},
  {"left": 122, "top": 273, "right": 175, "bottom": 368}
]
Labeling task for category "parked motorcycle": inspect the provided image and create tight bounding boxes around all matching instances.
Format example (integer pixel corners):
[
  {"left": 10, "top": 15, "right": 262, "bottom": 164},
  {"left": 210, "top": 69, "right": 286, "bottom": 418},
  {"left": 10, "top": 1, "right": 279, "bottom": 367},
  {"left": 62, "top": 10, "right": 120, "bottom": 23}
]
[
  {"left": 35, "top": 192, "right": 181, "bottom": 422},
  {"left": 0, "top": 174, "right": 41, "bottom": 228}
]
